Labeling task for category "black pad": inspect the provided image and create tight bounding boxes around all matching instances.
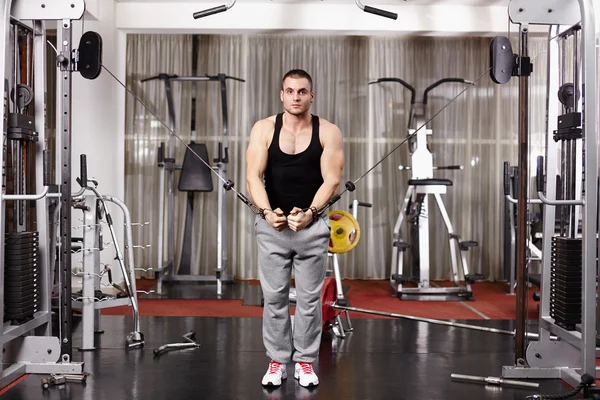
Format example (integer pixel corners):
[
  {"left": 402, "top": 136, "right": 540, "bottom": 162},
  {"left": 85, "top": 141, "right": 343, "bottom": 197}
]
[
  {"left": 528, "top": 274, "right": 541, "bottom": 287},
  {"left": 408, "top": 178, "right": 452, "bottom": 186},
  {"left": 393, "top": 241, "right": 409, "bottom": 251},
  {"left": 490, "top": 36, "right": 513, "bottom": 85},
  {"left": 459, "top": 240, "right": 479, "bottom": 251},
  {"left": 465, "top": 273, "right": 485, "bottom": 284},
  {"left": 78, "top": 31, "right": 103, "bottom": 80},
  {"left": 178, "top": 143, "right": 214, "bottom": 192}
]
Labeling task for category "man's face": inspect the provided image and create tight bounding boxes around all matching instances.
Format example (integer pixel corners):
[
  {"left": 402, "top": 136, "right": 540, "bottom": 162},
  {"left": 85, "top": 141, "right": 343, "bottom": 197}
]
[{"left": 280, "top": 77, "right": 313, "bottom": 116}]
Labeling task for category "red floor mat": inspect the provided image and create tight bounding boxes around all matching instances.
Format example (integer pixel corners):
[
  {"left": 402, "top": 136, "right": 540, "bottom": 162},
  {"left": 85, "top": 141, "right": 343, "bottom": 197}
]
[{"left": 103, "top": 279, "right": 538, "bottom": 320}]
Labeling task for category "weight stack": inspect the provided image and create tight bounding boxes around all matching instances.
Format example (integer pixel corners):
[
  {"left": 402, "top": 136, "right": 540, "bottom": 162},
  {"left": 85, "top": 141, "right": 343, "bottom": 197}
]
[
  {"left": 4, "top": 231, "right": 39, "bottom": 324},
  {"left": 550, "top": 236, "right": 581, "bottom": 330}
]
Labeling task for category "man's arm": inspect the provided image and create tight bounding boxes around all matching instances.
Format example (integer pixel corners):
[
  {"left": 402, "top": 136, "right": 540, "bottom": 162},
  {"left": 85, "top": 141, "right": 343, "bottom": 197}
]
[
  {"left": 311, "top": 124, "right": 344, "bottom": 212},
  {"left": 245, "top": 120, "right": 272, "bottom": 211},
  {"left": 246, "top": 120, "right": 288, "bottom": 231}
]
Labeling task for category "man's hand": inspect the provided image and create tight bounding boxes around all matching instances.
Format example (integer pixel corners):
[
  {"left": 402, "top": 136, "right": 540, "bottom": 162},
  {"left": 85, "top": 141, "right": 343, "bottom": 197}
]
[
  {"left": 287, "top": 207, "right": 314, "bottom": 232},
  {"left": 265, "top": 208, "right": 288, "bottom": 231}
]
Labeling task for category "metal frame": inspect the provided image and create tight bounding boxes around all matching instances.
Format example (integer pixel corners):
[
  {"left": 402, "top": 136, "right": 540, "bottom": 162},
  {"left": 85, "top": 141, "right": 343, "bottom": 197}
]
[
  {"left": 371, "top": 77, "right": 477, "bottom": 301},
  {"left": 58, "top": 12, "right": 76, "bottom": 361},
  {"left": 501, "top": 0, "right": 598, "bottom": 389},
  {"left": 72, "top": 193, "right": 143, "bottom": 351},
  {"left": 0, "top": 0, "right": 86, "bottom": 388},
  {"left": 146, "top": 74, "right": 243, "bottom": 296},
  {"left": 503, "top": 168, "right": 542, "bottom": 295}
]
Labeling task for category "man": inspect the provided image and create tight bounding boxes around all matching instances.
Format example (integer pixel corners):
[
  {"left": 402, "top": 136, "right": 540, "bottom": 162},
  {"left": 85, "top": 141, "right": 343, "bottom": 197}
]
[{"left": 246, "top": 69, "right": 344, "bottom": 388}]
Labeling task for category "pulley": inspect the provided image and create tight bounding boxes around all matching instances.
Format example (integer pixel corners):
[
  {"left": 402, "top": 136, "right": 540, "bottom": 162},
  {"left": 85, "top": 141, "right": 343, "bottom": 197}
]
[{"left": 10, "top": 84, "right": 33, "bottom": 109}]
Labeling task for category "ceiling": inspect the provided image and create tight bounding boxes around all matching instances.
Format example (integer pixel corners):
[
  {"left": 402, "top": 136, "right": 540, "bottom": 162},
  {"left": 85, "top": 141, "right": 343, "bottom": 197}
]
[{"left": 115, "top": 0, "right": 509, "bottom": 5}]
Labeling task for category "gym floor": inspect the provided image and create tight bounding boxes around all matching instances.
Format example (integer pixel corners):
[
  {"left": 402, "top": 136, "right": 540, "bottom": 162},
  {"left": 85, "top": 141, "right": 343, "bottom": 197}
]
[{"left": 1, "top": 283, "right": 572, "bottom": 400}]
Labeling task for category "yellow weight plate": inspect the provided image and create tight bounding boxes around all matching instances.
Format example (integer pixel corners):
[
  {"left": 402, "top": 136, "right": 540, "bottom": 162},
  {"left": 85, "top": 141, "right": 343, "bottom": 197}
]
[{"left": 327, "top": 210, "right": 361, "bottom": 254}]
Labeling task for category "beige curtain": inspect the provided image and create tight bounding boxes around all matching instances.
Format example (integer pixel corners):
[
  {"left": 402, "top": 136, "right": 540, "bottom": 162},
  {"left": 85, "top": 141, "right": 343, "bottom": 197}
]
[
  {"left": 191, "top": 35, "right": 247, "bottom": 277},
  {"left": 124, "top": 34, "right": 193, "bottom": 278},
  {"left": 193, "top": 35, "right": 370, "bottom": 280},
  {"left": 125, "top": 33, "right": 551, "bottom": 281}
]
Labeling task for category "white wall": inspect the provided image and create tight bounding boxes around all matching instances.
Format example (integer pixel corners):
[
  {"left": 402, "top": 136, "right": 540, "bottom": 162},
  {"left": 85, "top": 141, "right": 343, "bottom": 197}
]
[{"left": 69, "top": 1, "right": 127, "bottom": 288}]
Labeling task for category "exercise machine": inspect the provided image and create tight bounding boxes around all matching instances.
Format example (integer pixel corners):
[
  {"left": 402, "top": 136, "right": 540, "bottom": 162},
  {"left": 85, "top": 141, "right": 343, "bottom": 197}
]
[
  {"left": 143, "top": 73, "right": 244, "bottom": 296},
  {"left": 369, "top": 77, "right": 482, "bottom": 301},
  {"left": 0, "top": 0, "right": 108, "bottom": 388},
  {"left": 490, "top": 0, "right": 597, "bottom": 392}
]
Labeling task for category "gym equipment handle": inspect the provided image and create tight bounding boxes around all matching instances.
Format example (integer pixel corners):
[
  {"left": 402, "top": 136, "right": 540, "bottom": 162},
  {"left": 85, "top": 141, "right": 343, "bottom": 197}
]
[
  {"left": 534, "top": 157, "right": 582, "bottom": 206},
  {"left": 43, "top": 149, "right": 50, "bottom": 186},
  {"left": 214, "top": 142, "right": 229, "bottom": 163},
  {"left": 503, "top": 161, "right": 510, "bottom": 196},
  {"left": 170, "top": 74, "right": 245, "bottom": 83},
  {"left": 79, "top": 154, "right": 87, "bottom": 189},
  {"left": 157, "top": 142, "right": 165, "bottom": 164},
  {"left": 398, "top": 165, "right": 463, "bottom": 171},
  {"left": 363, "top": 5, "right": 398, "bottom": 20},
  {"left": 140, "top": 73, "right": 178, "bottom": 83},
  {"left": 224, "top": 75, "right": 245, "bottom": 83},
  {"left": 423, "top": 78, "right": 473, "bottom": 105},
  {"left": 193, "top": 5, "right": 227, "bottom": 19},
  {"left": 193, "top": 0, "right": 235, "bottom": 19},
  {"left": 355, "top": 0, "right": 397, "bottom": 19},
  {"left": 536, "top": 156, "right": 544, "bottom": 192},
  {"left": 350, "top": 201, "right": 372, "bottom": 209},
  {"left": 368, "top": 78, "right": 416, "bottom": 105}
]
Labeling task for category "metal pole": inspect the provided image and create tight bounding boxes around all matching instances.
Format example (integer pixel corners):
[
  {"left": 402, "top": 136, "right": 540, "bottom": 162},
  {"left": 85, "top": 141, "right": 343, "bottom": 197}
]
[
  {"left": 59, "top": 19, "right": 73, "bottom": 359},
  {"left": 331, "top": 303, "right": 555, "bottom": 340},
  {"left": 514, "top": 26, "right": 529, "bottom": 363},
  {"left": 568, "top": 29, "right": 579, "bottom": 239},
  {"left": 577, "top": 0, "right": 597, "bottom": 378},
  {"left": 450, "top": 374, "right": 539, "bottom": 389},
  {"left": 164, "top": 80, "right": 176, "bottom": 279},
  {"left": 33, "top": 19, "right": 50, "bottom": 337},
  {"left": 559, "top": 37, "right": 568, "bottom": 237},
  {"left": 156, "top": 158, "right": 165, "bottom": 294},
  {"left": 217, "top": 74, "right": 229, "bottom": 295}
]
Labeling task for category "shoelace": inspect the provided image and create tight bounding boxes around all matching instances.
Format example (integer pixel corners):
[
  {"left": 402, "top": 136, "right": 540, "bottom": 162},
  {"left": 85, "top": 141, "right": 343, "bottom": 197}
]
[
  {"left": 299, "top": 363, "right": 313, "bottom": 374},
  {"left": 269, "top": 361, "right": 282, "bottom": 374}
]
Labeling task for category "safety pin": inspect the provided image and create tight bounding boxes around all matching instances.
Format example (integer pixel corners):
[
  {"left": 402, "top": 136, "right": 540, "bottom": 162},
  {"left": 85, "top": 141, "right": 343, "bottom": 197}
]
[
  {"left": 131, "top": 245, "right": 151, "bottom": 250},
  {"left": 134, "top": 267, "right": 154, "bottom": 272},
  {"left": 72, "top": 247, "right": 100, "bottom": 254},
  {"left": 131, "top": 222, "right": 150, "bottom": 227}
]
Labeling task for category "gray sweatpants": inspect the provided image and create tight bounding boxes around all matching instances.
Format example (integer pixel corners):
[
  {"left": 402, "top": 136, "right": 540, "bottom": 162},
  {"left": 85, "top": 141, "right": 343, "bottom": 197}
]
[{"left": 255, "top": 213, "right": 330, "bottom": 364}]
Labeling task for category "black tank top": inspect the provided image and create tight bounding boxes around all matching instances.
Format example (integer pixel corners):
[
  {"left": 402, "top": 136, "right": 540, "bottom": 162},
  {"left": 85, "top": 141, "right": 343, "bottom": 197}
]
[{"left": 264, "top": 113, "right": 323, "bottom": 216}]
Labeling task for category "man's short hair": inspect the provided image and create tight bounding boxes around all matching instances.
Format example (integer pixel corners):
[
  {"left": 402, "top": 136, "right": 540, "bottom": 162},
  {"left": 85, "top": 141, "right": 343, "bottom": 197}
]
[{"left": 281, "top": 69, "right": 313, "bottom": 91}]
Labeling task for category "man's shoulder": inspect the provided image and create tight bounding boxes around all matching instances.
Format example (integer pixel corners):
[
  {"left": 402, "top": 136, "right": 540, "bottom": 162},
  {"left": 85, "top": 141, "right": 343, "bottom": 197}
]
[
  {"left": 251, "top": 116, "right": 276, "bottom": 137},
  {"left": 254, "top": 116, "right": 277, "bottom": 129},
  {"left": 317, "top": 117, "right": 341, "bottom": 135}
]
